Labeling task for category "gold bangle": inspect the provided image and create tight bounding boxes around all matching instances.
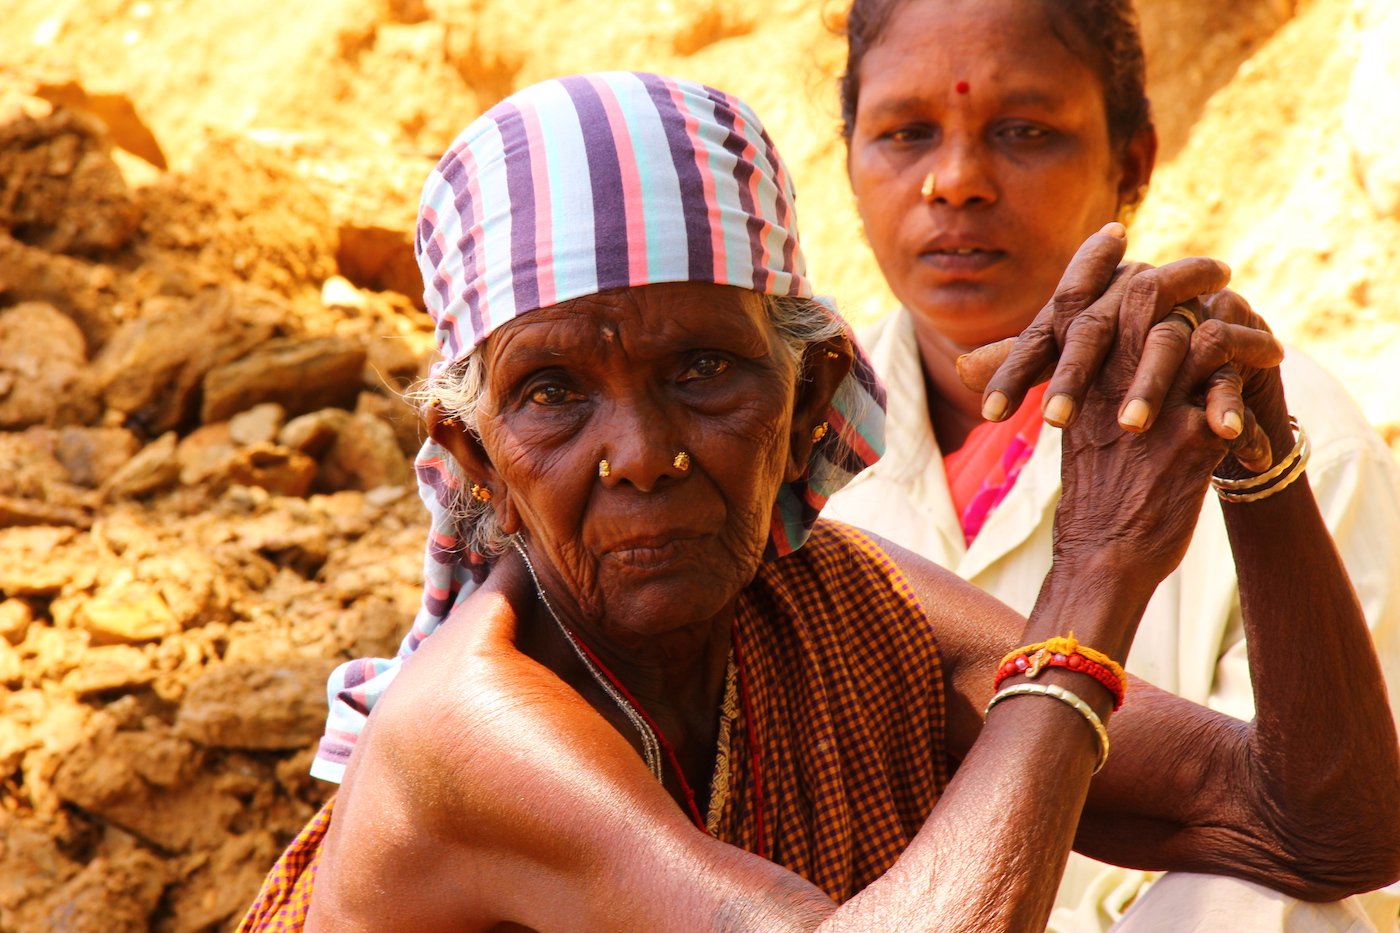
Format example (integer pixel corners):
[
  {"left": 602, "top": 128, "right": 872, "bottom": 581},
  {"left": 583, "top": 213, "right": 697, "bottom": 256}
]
[
  {"left": 1211, "top": 417, "right": 1305, "bottom": 492},
  {"left": 985, "top": 683, "right": 1110, "bottom": 773}
]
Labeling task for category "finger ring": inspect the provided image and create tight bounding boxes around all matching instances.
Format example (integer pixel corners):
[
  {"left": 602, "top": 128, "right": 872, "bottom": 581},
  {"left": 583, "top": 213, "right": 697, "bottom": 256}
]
[{"left": 1166, "top": 304, "right": 1199, "bottom": 332}]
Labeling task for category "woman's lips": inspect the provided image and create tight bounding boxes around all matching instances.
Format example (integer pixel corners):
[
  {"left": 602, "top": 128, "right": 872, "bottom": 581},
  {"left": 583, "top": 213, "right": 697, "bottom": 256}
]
[
  {"left": 917, "top": 247, "right": 1006, "bottom": 275},
  {"left": 605, "top": 534, "right": 707, "bottom": 571}
]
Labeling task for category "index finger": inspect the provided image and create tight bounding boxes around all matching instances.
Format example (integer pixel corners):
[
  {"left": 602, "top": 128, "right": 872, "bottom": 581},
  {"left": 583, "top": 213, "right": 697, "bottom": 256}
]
[{"left": 979, "top": 223, "right": 1127, "bottom": 421}]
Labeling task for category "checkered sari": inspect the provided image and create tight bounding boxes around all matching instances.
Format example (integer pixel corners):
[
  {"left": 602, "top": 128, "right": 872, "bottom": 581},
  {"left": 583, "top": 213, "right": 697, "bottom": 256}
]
[
  {"left": 240, "top": 521, "right": 947, "bottom": 925},
  {"left": 716, "top": 520, "right": 948, "bottom": 899}
]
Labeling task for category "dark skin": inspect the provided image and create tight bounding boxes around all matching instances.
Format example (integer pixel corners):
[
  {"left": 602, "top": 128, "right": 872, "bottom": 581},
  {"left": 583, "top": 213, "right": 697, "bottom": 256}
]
[{"left": 305, "top": 269, "right": 1400, "bottom": 932}]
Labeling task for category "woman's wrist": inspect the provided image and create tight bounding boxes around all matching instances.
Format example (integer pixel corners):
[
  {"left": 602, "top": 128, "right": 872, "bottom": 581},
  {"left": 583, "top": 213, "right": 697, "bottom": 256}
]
[{"left": 1027, "top": 560, "right": 1153, "bottom": 664}]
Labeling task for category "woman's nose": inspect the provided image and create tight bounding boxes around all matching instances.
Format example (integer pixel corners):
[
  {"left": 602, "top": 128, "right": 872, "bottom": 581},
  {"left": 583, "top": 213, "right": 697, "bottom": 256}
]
[
  {"left": 596, "top": 398, "right": 689, "bottom": 493},
  {"left": 924, "top": 141, "right": 996, "bottom": 208}
]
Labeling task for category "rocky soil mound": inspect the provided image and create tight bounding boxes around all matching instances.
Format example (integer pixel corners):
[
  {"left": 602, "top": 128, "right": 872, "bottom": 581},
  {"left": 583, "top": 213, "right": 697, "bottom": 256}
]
[{"left": 0, "top": 0, "right": 1396, "bottom": 929}]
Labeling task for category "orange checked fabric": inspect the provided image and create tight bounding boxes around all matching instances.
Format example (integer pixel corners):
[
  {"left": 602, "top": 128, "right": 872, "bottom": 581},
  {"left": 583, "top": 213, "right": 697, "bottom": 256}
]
[
  {"left": 238, "top": 797, "right": 334, "bottom": 932},
  {"left": 712, "top": 519, "right": 949, "bottom": 901}
]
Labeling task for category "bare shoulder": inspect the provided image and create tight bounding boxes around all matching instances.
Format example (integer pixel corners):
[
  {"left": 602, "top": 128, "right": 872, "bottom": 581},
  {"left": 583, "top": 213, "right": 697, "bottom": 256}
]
[{"left": 308, "top": 595, "right": 553, "bottom": 931}]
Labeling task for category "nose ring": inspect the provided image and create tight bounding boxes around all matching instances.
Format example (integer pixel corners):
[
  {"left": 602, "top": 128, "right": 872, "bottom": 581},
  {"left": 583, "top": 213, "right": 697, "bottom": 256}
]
[
  {"left": 920, "top": 172, "right": 937, "bottom": 202},
  {"left": 598, "top": 459, "right": 611, "bottom": 478},
  {"left": 673, "top": 451, "right": 691, "bottom": 472}
]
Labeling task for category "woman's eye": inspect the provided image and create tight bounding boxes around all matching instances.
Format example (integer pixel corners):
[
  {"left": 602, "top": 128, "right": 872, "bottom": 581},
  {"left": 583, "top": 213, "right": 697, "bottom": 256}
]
[
  {"left": 881, "top": 124, "right": 934, "bottom": 144},
  {"left": 681, "top": 356, "right": 731, "bottom": 381},
  {"left": 528, "top": 384, "right": 579, "bottom": 405},
  {"left": 999, "top": 123, "right": 1051, "bottom": 142}
]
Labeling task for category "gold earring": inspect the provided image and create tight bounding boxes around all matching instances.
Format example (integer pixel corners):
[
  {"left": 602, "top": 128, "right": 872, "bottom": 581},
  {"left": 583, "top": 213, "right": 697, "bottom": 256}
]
[
  {"left": 673, "top": 451, "right": 691, "bottom": 472},
  {"left": 1116, "top": 184, "right": 1147, "bottom": 226},
  {"left": 598, "top": 459, "right": 611, "bottom": 478},
  {"left": 920, "top": 172, "right": 937, "bottom": 201},
  {"left": 469, "top": 483, "right": 492, "bottom": 502},
  {"left": 811, "top": 422, "right": 830, "bottom": 443}
]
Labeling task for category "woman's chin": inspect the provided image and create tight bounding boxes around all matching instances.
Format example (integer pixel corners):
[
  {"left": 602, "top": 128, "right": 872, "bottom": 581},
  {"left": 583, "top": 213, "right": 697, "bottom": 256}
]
[{"left": 906, "top": 280, "right": 1046, "bottom": 347}]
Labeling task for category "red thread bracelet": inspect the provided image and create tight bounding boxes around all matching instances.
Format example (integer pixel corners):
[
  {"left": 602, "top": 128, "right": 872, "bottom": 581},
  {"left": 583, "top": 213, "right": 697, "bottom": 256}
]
[{"left": 994, "top": 650, "right": 1125, "bottom": 711}]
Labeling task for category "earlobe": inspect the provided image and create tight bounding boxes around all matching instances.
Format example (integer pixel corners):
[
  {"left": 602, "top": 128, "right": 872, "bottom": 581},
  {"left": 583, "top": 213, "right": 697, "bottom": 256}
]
[
  {"left": 785, "top": 337, "right": 854, "bottom": 481},
  {"left": 425, "top": 402, "right": 511, "bottom": 521},
  {"left": 1116, "top": 123, "right": 1159, "bottom": 208}
]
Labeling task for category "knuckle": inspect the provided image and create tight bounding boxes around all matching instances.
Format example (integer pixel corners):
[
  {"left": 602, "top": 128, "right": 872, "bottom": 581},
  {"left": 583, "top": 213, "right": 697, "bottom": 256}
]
[{"left": 1125, "top": 274, "right": 1161, "bottom": 306}]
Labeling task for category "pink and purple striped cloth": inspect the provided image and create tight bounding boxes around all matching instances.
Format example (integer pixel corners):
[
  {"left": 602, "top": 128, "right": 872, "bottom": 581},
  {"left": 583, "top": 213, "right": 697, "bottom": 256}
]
[{"left": 313, "top": 72, "right": 886, "bottom": 783}]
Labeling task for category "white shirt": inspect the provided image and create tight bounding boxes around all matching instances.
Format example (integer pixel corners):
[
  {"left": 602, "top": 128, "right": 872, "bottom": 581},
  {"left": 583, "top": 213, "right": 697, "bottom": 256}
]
[{"left": 823, "top": 307, "right": 1400, "bottom": 931}]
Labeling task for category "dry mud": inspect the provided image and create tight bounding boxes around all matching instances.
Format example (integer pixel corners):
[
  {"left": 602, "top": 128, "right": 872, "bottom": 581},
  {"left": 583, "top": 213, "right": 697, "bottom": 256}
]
[{"left": 0, "top": 0, "right": 1397, "bottom": 929}]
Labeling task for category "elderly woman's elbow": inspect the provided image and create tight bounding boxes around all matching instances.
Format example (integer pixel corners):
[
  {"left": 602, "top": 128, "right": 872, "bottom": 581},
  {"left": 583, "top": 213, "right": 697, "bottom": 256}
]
[{"left": 1273, "top": 828, "right": 1400, "bottom": 902}]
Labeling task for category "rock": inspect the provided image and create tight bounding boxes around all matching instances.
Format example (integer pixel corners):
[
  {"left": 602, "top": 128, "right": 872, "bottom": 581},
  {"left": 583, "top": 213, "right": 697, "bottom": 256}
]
[
  {"left": 175, "top": 422, "right": 238, "bottom": 487},
  {"left": 0, "top": 231, "right": 121, "bottom": 349},
  {"left": 0, "top": 639, "right": 19, "bottom": 685},
  {"left": 356, "top": 388, "right": 422, "bottom": 455},
  {"left": 0, "top": 431, "right": 92, "bottom": 512},
  {"left": 364, "top": 330, "right": 426, "bottom": 390},
  {"left": 320, "top": 273, "right": 368, "bottom": 311},
  {"left": 228, "top": 402, "right": 286, "bottom": 446},
  {"left": 44, "top": 426, "right": 141, "bottom": 488},
  {"left": 277, "top": 407, "right": 351, "bottom": 457},
  {"left": 61, "top": 645, "right": 153, "bottom": 695},
  {"left": 0, "top": 599, "right": 32, "bottom": 644},
  {"left": 223, "top": 443, "right": 318, "bottom": 498},
  {"left": 49, "top": 726, "right": 242, "bottom": 854},
  {"left": 175, "top": 659, "right": 335, "bottom": 750},
  {"left": 200, "top": 335, "right": 367, "bottom": 423},
  {"left": 101, "top": 431, "right": 178, "bottom": 500},
  {"left": 0, "top": 495, "right": 90, "bottom": 529},
  {"left": 317, "top": 411, "right": 412, "bottom": 491},
  {"left": 94, "top": 290, "right": 282, "bottom": 436},
  {"left": 0, "top": 301, "right": 98, "bottom": 429},
  {"left": 0, "top": 526, "right": 87, "bottom": 596},
  {"left": 33, "top": 81, "right": 168, "bottom": 170},
  {"left": 0, "top": 108, "right": 141, "bottom": 256},
  {"left": 25, "top": 849, "right": 167, "bottom": 933},
  {"left": 336, "top": 224, "right": 423, "bottom": 302},
  {"left": 73, "top": 581, "right": 181, "bottom": 644}
]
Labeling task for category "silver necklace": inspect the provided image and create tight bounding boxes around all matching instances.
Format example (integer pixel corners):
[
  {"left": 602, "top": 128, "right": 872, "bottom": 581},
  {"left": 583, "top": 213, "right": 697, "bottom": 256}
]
[{"left": 511, "top": 538, "right": 663, "bottom": 781}]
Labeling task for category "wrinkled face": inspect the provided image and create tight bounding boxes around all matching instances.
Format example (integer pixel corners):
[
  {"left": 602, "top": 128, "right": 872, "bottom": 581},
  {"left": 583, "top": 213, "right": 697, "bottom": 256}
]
[
  {"left": 476, "top": 282, "right": 800, "bottom": 642},
  {"left": 847, "top": 0, "right": 1131, "bottom": 349}
]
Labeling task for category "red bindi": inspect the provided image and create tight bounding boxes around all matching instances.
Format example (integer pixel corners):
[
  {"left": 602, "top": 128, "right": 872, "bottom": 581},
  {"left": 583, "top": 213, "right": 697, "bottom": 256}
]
[{"left": 955, "top": 80, "right": 970, "bottom": 95}]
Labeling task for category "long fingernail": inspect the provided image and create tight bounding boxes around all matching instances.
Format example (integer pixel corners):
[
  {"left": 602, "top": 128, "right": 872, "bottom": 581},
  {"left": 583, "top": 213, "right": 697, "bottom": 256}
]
[
  {"left": 1044, "top": 394, "right": 1074, "bottom": 427},
  {"left": 982, "top": 391, "right": 1008, "bottom": 422},
  {"left": 1221, "top": 410, "right": 1243, "bottom": 438},
  {"left": 1118, "top": 398, "right": 1150, "bottom": 431}
]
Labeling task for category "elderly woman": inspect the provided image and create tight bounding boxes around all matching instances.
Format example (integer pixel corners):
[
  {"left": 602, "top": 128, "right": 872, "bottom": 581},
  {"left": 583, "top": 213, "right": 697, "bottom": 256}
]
[
  {"left": 239, "top": 73, "right": 1399, "bottom": 932},
  {"left": 819, "top": 0, "right": 1400, "bottom": 927}
]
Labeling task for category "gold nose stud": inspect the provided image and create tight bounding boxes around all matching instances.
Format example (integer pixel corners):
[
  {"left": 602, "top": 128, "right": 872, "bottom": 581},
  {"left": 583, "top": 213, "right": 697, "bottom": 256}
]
[
  {"left": 598, "top": 459, "right": 611, "bottom": 478},
  {"left": 673, "top": 451, "right": 691, "bottom": 472},
  {"left": 920, "top": 172, "right": 937, "bottom": 201}
]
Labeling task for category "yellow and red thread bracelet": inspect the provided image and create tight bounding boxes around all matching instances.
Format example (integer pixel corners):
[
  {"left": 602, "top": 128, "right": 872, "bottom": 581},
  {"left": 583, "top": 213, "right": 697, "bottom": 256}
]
[{"left": 994, "top": 634, "right": 1127, "bottom": 711}]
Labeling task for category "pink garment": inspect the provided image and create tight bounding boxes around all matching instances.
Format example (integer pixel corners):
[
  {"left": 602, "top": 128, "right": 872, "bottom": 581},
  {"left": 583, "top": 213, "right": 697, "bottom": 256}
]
[{"left": 942, "top": 383, "right": 1048, "bottom": 544}]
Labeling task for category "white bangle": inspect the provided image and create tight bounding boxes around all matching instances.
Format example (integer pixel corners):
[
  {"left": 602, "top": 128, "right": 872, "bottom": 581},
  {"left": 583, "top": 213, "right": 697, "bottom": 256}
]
[
  {"left": 1212, "top": 417, "right": 1310, "bottom": 502},
  {"left": 985, "top": 682, "right": 1110, "bottom": 773}
]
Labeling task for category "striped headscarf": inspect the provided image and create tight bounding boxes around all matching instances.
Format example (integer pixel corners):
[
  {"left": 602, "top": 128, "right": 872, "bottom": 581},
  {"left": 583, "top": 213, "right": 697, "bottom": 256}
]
[{"left": 313, "top": 72, "right": 886, "bottom": 783}]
